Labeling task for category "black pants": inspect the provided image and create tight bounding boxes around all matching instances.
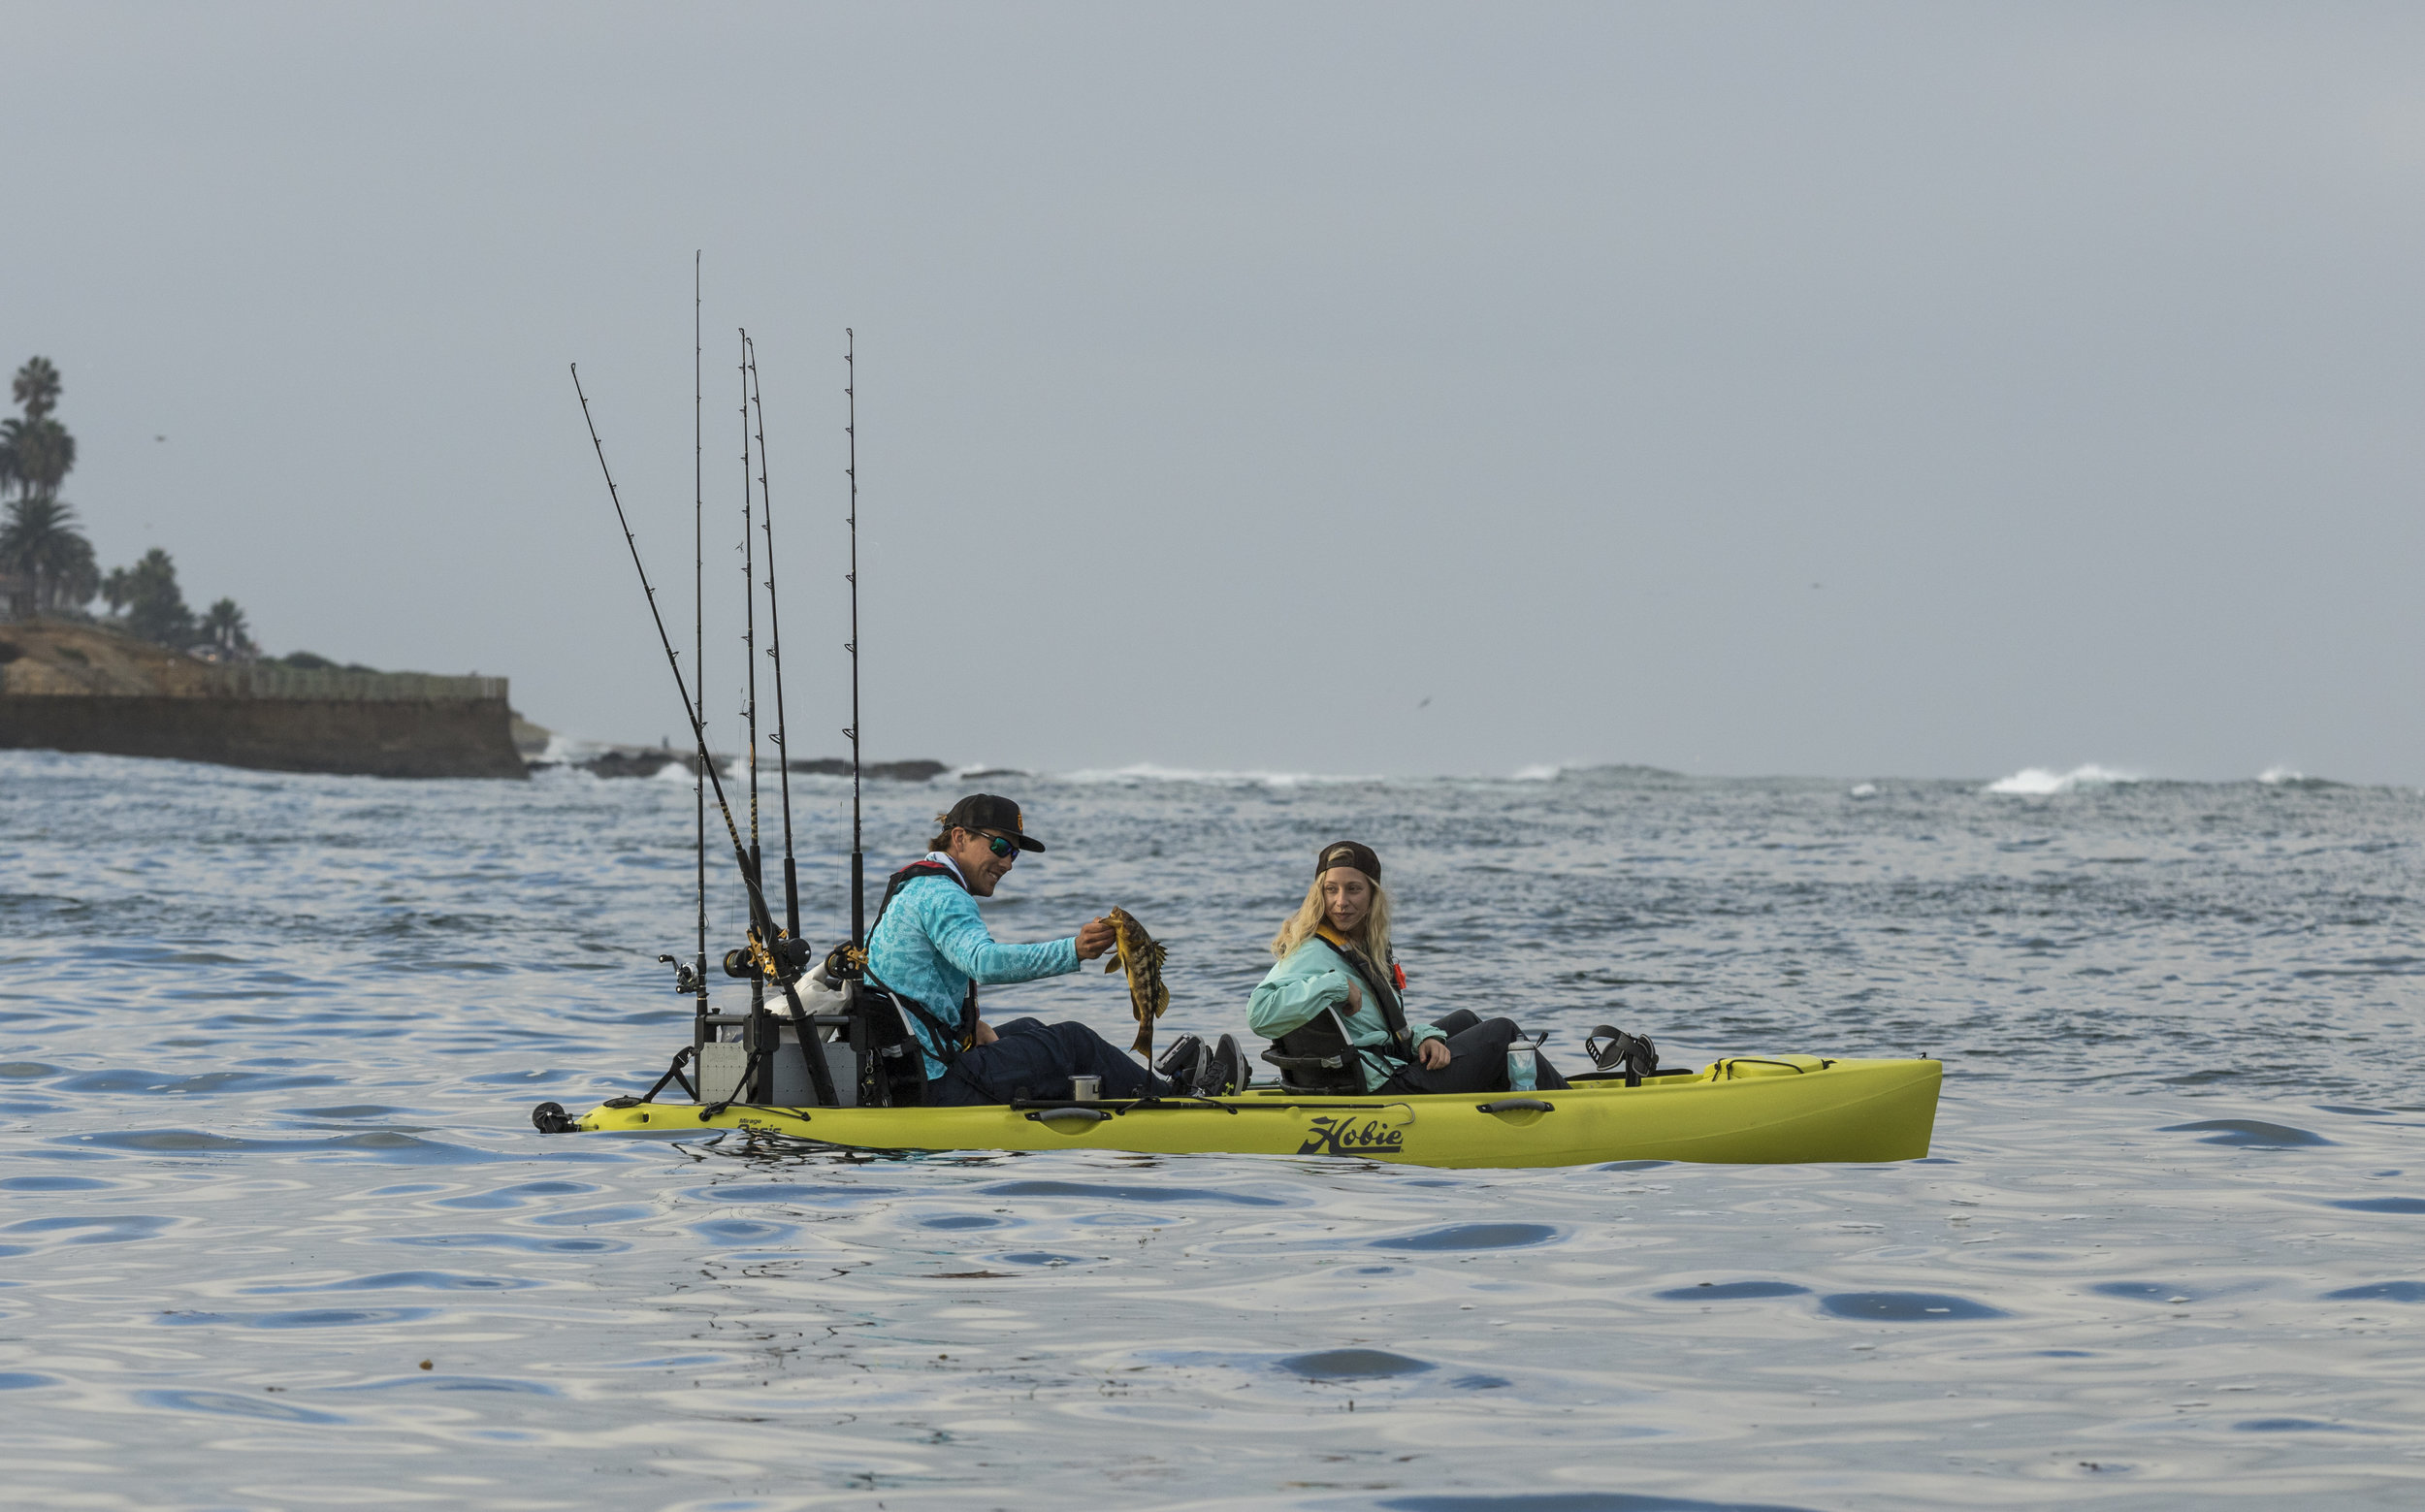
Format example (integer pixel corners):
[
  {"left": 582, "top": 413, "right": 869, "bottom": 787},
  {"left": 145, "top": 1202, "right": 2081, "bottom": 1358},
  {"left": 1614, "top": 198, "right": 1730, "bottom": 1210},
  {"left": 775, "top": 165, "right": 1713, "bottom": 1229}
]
[
  {"left": 1374, "top": 1008, "right": 1571, "bottom": 1096},
  {"left": 927, "top": 1017, "right": 1179, "bottom": 1107}
]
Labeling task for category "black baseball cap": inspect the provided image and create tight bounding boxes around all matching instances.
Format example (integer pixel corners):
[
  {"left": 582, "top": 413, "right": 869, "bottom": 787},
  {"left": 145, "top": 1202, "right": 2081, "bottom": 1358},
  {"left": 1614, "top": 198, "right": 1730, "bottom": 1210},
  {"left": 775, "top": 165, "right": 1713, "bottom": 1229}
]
[
  {"left": 944, "top": 793, "right": 1047, "bottom": 853},
  {"left": 1315, "top": 840, "right": 1380, "bottom": 883}
]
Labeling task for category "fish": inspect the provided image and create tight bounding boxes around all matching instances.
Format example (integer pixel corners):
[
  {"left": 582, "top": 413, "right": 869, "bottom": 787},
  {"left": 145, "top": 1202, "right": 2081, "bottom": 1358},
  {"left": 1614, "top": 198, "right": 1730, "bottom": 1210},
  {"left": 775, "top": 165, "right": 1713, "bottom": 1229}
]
[{"left": 1104, "top": 906, "right": 1170, "bottom": 1057}]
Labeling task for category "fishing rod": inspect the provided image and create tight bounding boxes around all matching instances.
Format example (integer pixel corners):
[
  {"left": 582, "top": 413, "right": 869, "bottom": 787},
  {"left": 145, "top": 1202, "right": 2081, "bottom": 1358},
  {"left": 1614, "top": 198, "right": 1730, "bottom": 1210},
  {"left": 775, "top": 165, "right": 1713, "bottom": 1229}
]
[
  {"left": 570, "top": 364, "right": 836, "bottom": 1108},
  {"left": 739, "top": 333, "right": 762, "bottom": 1012},
  {"left": 744, "top": 333, "right": 799, "bottom": 940},
  {"left": 844, "top": 329, "right": 864, "bottom": 949},
  {"left": 692, "top": 254, "right": 707, "bottom": 1013}
]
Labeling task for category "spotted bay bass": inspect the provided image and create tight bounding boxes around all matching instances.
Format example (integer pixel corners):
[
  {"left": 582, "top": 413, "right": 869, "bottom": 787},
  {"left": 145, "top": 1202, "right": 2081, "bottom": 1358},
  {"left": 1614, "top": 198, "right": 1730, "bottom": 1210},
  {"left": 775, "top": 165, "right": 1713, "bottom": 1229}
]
[{"left": 1105, "top": 906, "right": 1170, "bottom": 1057}]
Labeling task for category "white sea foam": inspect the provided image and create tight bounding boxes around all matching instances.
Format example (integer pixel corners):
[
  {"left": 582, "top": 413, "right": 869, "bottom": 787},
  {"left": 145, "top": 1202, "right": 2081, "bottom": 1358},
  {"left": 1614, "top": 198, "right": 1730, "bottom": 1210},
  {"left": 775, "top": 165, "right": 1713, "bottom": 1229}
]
[
  {"left": 1056, "top": 762, "right": 1378, "bottom": 788},
  {"left": 2259, "top": 765, "right": 2305, "bottom": 785},
  {"left": 1849, "top": 782, "right": 1879, "bottom": 798},
  {"left": 538, "top": 733, "right": 645, "bottom": 765},
  {"left": 1985, "top": 763, "right": 2140, "bottom": 795},
  {"left": 1512, "top": 763, "right": 1566, "bottom": 782}
]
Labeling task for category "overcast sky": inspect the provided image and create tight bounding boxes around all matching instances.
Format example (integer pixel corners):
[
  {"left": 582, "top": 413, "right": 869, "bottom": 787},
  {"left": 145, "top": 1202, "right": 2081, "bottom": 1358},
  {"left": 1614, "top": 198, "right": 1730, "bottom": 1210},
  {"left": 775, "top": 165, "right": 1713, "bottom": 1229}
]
[{"left": 10, "top": 3, "right": 2423, "bottom": 782}]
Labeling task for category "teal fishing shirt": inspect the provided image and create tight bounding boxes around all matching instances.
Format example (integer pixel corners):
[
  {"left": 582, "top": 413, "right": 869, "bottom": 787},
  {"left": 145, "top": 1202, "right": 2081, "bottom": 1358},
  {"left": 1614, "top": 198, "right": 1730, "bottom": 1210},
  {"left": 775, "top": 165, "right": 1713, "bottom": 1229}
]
[
  {"left": 864, "top": 853, "right": 1082, "bottom": 1078},
  {"left": 1246, "top": 934, "right": 1445, "bottom": 1093}
]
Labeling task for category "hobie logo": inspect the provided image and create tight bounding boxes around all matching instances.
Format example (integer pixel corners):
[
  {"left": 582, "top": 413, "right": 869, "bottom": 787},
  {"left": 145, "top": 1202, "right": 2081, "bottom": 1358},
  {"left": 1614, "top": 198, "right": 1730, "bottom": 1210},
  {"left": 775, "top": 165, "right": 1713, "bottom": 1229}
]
[{"left": 1297, "top": 1115, "right": 1405, "bottom": 1156}]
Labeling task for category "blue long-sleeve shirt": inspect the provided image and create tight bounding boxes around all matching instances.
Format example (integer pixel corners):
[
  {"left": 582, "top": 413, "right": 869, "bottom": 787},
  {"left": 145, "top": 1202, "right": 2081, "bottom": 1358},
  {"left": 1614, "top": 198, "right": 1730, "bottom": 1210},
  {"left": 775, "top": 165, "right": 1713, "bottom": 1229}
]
[{"left": 865, "top": 854, "right": 1081, "bottom": 1078}]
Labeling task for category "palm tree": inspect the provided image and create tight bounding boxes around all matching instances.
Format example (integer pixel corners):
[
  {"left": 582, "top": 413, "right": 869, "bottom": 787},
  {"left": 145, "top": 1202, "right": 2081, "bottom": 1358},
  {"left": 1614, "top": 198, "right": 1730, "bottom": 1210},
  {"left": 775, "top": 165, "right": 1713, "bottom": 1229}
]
[
  {"left": 12, "top": 358, "right": 60, "bottom": 420},
  {"left": 48, "top": 530, "right": 98, "bottom": 612},
  {"left": 1, "top": 416, "right": 75, "bottom": 499},
  {"left": 4, "top": 360, "right": 73, "bottom": 504},
  {"left": 0, "top": 361, "right": 92, "bottom": 619},
  {"left": 114, "top": 547, "right": 196, "bottom": 647},
  {"left": 199, "top": 597, "right": 254, "bottom": 656},
  {"left": 0, "top": 496, "right": 100, "bottom": 615}
]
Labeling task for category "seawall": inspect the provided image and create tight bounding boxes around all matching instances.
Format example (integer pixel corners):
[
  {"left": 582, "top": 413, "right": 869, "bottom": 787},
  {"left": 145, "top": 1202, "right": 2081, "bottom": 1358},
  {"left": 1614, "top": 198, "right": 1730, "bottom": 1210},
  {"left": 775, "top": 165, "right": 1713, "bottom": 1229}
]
[
  {"left": 0, "top": 619, "right": 527, "bottom": 780},
  {"left": 0, "top": 693, "right": 527, "bottom": 779}
]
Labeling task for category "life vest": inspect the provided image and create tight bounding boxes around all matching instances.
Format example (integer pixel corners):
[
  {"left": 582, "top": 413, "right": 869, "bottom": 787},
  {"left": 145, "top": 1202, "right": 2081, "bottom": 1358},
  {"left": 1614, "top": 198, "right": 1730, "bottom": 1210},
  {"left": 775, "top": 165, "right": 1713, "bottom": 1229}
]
[
  {"left": 1313, "top": 926, "right": 1413, "bottom": 1055},
  {"left": 863, "top": 859, "right": 982, "bottom": 1069}
]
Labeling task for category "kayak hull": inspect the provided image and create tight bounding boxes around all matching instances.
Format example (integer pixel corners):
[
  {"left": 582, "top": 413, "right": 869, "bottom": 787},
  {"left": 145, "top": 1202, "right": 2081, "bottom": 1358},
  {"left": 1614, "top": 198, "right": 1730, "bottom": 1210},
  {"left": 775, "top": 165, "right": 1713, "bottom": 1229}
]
[{"left": 560, "top": 1055, "right": 1941, "bottom": 1169}]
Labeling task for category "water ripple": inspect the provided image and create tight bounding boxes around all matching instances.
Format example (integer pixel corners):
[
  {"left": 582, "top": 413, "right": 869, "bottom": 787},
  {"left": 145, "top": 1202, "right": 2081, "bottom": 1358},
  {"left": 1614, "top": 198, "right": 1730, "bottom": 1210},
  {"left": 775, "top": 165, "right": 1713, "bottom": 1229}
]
[{"left": 6, "top": 752, "right": 2425, "bottom": 1506}]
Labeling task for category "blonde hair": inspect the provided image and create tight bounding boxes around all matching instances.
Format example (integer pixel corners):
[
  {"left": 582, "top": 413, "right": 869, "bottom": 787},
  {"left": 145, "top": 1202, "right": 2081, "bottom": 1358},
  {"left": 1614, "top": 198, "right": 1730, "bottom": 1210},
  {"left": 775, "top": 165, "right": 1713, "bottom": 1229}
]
[{"left": 1270, "top": 870, "right": 1393, "bottom": 968}]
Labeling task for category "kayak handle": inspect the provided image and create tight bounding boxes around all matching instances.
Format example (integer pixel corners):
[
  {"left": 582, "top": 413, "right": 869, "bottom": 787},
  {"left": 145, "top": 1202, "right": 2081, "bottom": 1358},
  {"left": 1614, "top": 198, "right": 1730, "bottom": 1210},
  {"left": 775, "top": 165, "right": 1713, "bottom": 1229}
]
[
  {"left": 1028, "top": 1107, "right": 1112, "bottom": 1128},
  {"left": 1476, "top": 1098, "right": 1555, "bottom": 1114}
]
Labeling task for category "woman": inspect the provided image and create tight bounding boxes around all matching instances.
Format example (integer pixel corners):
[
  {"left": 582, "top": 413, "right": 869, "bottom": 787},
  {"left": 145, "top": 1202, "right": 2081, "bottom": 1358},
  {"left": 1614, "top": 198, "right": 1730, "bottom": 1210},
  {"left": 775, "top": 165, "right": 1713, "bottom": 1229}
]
[{"left": 1247, "top": 840, "right": 1568, "bottom": 1095}]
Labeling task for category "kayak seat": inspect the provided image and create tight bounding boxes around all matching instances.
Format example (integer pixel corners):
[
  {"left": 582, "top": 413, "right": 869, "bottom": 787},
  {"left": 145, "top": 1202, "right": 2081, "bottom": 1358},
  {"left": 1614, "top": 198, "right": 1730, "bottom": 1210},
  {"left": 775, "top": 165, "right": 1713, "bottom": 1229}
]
[
  {"left": 1260, "top": 1008, "right": 1363, "bottom": 1094},
  {"left": 851, "top": 981, "right": 931, "bottom": 1108}
]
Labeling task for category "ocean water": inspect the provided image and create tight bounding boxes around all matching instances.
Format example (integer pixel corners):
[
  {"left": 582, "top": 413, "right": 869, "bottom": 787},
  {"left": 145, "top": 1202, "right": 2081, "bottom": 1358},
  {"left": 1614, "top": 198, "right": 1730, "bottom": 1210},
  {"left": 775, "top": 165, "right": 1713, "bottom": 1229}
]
[{"left": 2, "top": 750, "right": 2421, "bottom": 1510}]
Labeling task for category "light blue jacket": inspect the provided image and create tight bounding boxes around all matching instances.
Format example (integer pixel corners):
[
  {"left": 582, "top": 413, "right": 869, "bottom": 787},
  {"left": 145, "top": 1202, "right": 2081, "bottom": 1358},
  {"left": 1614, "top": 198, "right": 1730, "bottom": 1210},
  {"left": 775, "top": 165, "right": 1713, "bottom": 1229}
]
[
  {"left": 865, "top": 854, "right": 1081, "bottom": 1078},
  {"left": 1247, "top": 934, "right": 1444, "bottom": 1093}
]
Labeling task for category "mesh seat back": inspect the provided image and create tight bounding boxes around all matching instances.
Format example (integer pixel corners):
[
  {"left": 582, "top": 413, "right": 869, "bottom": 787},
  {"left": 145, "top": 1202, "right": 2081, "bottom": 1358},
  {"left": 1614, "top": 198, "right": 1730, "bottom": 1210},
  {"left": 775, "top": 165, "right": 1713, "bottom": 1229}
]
[{"left": 1259, "top": 1007, "right": 1363, "bottom": 1093}]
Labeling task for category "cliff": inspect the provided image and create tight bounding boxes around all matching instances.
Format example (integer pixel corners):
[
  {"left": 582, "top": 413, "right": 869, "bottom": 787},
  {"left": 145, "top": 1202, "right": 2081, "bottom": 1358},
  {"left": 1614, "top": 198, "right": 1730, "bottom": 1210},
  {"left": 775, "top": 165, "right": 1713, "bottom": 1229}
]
[{"left": 0, "top": 619, "right": 526, "bottom": 780}]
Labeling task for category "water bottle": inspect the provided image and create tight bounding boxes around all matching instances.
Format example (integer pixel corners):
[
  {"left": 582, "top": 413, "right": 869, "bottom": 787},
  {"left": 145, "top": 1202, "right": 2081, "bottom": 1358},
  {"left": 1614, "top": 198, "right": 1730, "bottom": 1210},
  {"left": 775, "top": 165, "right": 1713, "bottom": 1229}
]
[{"left": 1507, "top": 1043, "right": 1537, "bottom": 1092}]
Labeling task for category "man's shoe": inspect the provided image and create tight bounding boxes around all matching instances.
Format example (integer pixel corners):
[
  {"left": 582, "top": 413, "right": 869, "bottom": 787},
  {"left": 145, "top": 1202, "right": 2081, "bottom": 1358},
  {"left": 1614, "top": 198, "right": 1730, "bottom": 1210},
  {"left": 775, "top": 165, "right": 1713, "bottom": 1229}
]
[
  {"left": 1153, "top": 1034, "right": 1205, "bottom": 1092},
  {"left": 1195, "top": 1034, "right": 1250, "bottom": 1097}
]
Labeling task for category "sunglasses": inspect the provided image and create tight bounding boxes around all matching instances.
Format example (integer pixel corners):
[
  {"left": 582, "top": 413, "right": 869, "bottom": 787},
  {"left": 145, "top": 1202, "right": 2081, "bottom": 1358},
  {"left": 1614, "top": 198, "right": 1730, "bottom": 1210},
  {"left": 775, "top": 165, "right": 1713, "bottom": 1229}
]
[{"left": 975, "top": 831, "right": 1019, "bottom": 859}]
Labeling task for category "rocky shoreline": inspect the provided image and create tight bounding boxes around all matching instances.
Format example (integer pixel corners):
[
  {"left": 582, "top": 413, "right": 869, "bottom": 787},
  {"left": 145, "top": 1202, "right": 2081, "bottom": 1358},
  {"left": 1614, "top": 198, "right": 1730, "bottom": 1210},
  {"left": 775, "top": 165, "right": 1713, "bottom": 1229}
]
[
  {"left": 0, "top": 620, "right": 975, "bottom": 785},
  {"left": 541, "top": 749, "right": 954, "bottom": 782}
]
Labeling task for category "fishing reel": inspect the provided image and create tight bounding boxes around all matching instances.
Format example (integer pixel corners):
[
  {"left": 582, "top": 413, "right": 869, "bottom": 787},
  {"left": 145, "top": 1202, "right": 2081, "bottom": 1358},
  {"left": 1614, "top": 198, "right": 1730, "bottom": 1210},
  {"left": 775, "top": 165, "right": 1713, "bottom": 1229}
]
[
  {"left": 656, "top": 953, "right": 701, "bottom": 995},
  {"left": 722, "top": 936, "right": 814, "bottom": 981}
]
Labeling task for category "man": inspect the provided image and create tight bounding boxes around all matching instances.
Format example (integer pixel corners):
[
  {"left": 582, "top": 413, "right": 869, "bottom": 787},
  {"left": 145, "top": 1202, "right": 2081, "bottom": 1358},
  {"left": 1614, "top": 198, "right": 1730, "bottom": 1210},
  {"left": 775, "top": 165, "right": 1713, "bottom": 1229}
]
[{"left": 862, "top": 793, "right": 1245, "bottom": 1106}]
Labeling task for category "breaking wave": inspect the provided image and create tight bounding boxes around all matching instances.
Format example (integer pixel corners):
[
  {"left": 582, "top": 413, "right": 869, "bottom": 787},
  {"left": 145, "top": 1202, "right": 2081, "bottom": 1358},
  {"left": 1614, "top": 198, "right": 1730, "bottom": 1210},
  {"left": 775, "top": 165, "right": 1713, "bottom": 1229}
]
[
  {"left": 1986, "top": 763, "right": 2141, "bottom": 795},
  {"left": 2259, "top": 765, "right": 2349, "bottom": 790},
  {"left": 1514, "top": 762, "right": 1688, "bottom": 783},
  {"left": 1055, "top": 762, "right": 1380, "bottom": 788}
]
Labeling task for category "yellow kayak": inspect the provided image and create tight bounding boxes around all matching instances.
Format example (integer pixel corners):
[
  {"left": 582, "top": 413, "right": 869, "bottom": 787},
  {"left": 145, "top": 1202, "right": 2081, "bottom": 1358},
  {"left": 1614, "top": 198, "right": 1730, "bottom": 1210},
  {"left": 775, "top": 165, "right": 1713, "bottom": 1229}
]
[{"left": 544, "top": 1055, "right": 1940, "bottom": 1170}]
